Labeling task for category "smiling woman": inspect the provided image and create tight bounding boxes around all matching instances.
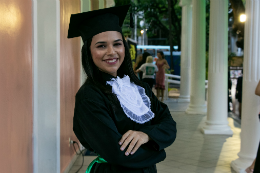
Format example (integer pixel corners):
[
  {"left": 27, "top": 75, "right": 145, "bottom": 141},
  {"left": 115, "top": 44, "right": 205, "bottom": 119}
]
[
  {"left": 90, "top": 31, "right": 125, "bottom": 77},
  {"left": 67, "top": 4, "right": 177, "bottom": 173}
]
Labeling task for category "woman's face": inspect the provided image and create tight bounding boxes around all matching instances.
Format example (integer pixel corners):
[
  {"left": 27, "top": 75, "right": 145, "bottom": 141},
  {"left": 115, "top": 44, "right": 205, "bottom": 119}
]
[
  {"left": 90, "top": 31, "right": 125, "bottom": 77},
  {"left": 157, "top": 53, "right": 162, "bottom": 59}
]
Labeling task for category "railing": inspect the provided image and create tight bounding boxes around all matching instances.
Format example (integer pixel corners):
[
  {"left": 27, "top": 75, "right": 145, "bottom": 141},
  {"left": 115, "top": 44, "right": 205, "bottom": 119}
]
[{"left": 164, "top": 74, "right": 208, "bottom": 100}]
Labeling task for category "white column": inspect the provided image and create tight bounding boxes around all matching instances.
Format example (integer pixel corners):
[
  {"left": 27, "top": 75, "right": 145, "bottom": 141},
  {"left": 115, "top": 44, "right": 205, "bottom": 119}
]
[
  {"left": 231, "top": 0, "right": 260, "bottom": 172},
  {"left": 186, "top": 0, "right": 207, "bottom": 114},
  {"left": 200, "top": 0, "right": 233, "bottom": 135},
  {"left": 178, "top": 0, "right": 192, "bottom": 102},
  {"left": 33, "top": 0, "right": 60, "bottom": 172}
]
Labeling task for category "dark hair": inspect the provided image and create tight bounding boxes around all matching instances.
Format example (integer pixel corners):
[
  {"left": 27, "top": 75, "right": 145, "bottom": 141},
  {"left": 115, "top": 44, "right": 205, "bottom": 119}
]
[
  {"left": 81, "top": 32, "right": 144, "bottom": 108},
  {"left": 157, "top": 51, "right": 165, "bottom": 59},
  {"left": 140, "top": 52, "right": 151, "bottom": 66},
  {"left": 136, "top": 52, "right": 151, "bottom": 71}
]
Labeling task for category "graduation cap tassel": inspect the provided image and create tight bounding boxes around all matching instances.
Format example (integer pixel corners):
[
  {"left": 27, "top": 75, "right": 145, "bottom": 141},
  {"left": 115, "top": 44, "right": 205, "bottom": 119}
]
[{"left": 130, "top": 5, "right": 134, "bottom": 28}]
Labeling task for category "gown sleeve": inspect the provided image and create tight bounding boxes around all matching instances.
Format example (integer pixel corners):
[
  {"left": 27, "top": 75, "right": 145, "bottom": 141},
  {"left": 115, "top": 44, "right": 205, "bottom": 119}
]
[
  {"left": 73, "top": 88, "right": 166, "bottom": 169},
  {"left": 138, "top": 83, "right": 177, "bottom": 151}
]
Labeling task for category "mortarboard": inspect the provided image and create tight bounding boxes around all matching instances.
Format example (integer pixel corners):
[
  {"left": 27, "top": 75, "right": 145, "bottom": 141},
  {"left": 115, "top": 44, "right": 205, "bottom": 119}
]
[{"left": 67, "top": 4, "right": 132, "bottom": 42}]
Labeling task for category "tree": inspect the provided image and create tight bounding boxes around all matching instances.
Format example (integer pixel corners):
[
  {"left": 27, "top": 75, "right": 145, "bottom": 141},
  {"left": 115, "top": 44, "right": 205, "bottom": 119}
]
[
  {"left": 136, "top": 0, "right": 182, "bottom": 51},
  {"left": 115, "top": 0, "right": 182, "bottom": 50},
  {"left": 229, "top": 0, "right": 245, "bottom": 50}
]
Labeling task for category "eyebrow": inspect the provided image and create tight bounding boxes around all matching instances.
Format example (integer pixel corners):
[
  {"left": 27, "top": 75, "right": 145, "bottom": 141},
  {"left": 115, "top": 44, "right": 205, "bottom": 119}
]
[{"left": 95, "top": 39, "right": 123, "bottom": 45}]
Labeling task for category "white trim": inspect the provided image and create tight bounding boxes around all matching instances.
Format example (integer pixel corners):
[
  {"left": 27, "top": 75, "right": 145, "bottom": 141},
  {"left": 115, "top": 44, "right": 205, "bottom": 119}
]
[
  {"left": 32, "top": 0, "right": 38, "bottom": 172},
  {"left": 32, "top": 0, "right": 60, "bottom": 172},
  {"left": 56, "top": 0, "right": 61, "bottom": 172}
]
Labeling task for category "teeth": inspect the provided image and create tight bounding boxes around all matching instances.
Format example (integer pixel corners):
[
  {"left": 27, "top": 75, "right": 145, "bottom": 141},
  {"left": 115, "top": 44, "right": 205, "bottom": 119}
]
[{"left": 106, "top": 59, "right": 117, "bottom": 63}]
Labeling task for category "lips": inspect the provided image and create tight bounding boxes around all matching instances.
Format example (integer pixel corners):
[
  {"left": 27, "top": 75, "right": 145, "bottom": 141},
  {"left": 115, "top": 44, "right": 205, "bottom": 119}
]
[{"left": 104, "top": 58, "right": 118, "bottom": 65}]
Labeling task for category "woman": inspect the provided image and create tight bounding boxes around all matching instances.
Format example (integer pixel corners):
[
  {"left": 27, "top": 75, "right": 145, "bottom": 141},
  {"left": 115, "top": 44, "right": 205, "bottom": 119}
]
[
  {"left": 133, "top": 54, "right": 143, "bottom": 79},
  {"left": 68, "top": 5, "right": 176, "bottom": 173},
  {"left": 155, "top": 51, "right": 170, "bottom": 102},
  {"left": 135, "top": 56, "right": 158, "bottom": 89},
  {"left": 135, "top": 52, "right": 151, "bottom": 80}
]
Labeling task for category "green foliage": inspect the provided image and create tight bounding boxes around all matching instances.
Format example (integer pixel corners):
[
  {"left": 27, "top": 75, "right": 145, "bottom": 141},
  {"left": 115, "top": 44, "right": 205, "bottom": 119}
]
[
  {"left": 135, "top": 0, "right": 182, "bottom": 48},
  {"left": 206, "top": 0, "right": 210, "bottom": 51},
  {"left": 205, "top": 52, "right": 209, "bottom": 80},
  {"left": 114, "top": 0, "right": 131, "bottom": 6},
  {"left": 165, "top": 69, "right": 174, "bottom": 74}
]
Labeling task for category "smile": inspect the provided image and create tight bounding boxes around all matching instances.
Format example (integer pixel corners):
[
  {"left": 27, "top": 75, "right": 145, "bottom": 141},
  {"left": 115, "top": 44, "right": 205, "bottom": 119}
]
[{"left": 104, "top": 58, "right": 118, "bottom": 65}]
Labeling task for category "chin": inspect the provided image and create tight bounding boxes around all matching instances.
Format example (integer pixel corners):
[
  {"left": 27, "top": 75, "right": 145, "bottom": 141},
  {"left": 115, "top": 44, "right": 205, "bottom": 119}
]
[{"left": 104, "top": 68, "right": 118, "bottom": 76}]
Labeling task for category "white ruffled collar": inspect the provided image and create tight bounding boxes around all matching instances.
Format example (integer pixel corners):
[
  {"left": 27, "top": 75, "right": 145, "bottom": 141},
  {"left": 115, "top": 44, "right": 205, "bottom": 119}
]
[{"left": 106, "top": 75, "right": 154, "bottom": 124}]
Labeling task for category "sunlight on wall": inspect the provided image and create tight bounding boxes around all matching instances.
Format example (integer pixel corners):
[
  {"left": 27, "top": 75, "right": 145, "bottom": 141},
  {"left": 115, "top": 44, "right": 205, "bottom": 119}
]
[{"left": 0, "top": 3, "right": 22, "bottom": 35}]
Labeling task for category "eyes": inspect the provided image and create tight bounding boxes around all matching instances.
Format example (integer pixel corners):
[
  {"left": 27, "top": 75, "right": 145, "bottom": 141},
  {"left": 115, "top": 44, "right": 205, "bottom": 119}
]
[{"left": 97, "top": 43, "right": 123, "bottom": 48}]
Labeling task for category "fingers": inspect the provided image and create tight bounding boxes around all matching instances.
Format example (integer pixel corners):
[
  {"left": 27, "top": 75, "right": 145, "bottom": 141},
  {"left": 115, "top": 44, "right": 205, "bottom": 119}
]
[
  {"left": 129, "top": 140, "right": 142, "bottom": 155},
  {"left": 119, "top": 130, "right": 133, "bottom": 152},
  {"left": 125, "top": 137, "right": 139, "bottom": 156},
  {"left": 119, "top": 130, "right": 149, "bottom": 156},
  {"left": 119, "top": 130, "right": 131, "bottom": 145}
]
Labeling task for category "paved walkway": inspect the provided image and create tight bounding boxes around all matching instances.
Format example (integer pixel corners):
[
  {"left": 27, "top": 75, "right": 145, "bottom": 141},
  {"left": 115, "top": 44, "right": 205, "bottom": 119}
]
[{"left": 69, "top": 99, "right": 241, "bottom": 173}]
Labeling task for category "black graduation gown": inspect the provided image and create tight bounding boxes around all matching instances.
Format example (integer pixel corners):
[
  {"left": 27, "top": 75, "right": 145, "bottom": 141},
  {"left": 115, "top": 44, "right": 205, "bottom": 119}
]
[{"left": 73, "top": 72, "right": 177, "bottom": 173}]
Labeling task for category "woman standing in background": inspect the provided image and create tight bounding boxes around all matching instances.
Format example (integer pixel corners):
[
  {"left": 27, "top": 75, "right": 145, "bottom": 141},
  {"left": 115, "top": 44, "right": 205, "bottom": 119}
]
[
  {"left": 135, "top": 52, "right": 151, "bottom": 81},
  {"left": 133, "top": 54, "right": 143, "bottom": 79},
  {"left": 135, "top": 56, "right": 158, "bottom": 89},
  {"left": 155, "top": 51, "right": 169, "bottom": 102}
]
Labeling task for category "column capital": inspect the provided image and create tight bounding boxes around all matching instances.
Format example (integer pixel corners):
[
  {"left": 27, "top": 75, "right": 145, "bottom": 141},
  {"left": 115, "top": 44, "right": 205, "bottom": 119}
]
[{"left": 179, "top": 0, "right": 192, "bottom": 7}]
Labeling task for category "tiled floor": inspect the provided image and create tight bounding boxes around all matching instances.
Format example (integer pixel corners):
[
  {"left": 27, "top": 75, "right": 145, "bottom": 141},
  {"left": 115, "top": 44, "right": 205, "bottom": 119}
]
[{"left": 69, "top": 100, "right": 241, "bottom": 173}]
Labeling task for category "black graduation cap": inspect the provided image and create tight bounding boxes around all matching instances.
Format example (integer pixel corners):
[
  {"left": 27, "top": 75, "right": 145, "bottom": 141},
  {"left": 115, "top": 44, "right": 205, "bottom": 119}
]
[{"left": 67, "top": 4, "right": 133, "bottom": 42}]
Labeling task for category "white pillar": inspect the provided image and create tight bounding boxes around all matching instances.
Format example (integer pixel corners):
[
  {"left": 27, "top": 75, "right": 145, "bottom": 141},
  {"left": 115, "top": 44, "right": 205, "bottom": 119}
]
[
  {"left": 178, "top": 0, "right": 192, "bottom": 103},
  {"left": 200, "top": 0, "right": 233, "bottom": 135},
  {"left": 33, "top": 0, "right": 60, "bottom": 172},
  {"left": 231, "top": 0, "right": 260, "bottom": 172},
  {"left": 186, "top": 0, "right": 207, "bottom": 114}
]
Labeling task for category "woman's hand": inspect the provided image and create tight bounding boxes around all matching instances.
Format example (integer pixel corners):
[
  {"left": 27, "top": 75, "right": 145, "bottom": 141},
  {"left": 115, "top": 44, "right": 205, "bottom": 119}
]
[
  {"left": 245, "top": 166, "right": 254, "bottom": 173},
  {"left": 163, "top": 60, "right": 170, "bottom": 69},
  {"left": 163, "top": 65, "right": 168, "bottom": 69},
  {"left": 119, "top": 130, "right": 150, "bottom": 156},
  {"left": 245, "top": 159, "right": 255, "bottom": 173}
]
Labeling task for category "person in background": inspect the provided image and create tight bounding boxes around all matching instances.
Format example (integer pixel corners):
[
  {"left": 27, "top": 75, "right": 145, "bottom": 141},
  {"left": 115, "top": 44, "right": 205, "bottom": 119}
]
[
  {"left": 135, "top": 56, "right": 158, "bottom": 89},
  {"left": 133, "top": 54, "right": 143, "bottom": 79},
  {"left": 155, "top": 51, "right": 169, "bottom": 102},
  {"left": 228, "top": 68, "right": 232, "bottom": 112},
  {"left": 236, "top": 73, "right": 243, "bottom": 119},
  {"left": 245, "top": 80, "right": 260, "bottom": 173},
  {"left": 135, "top": 52, "right": 151, "bottom": 81}
]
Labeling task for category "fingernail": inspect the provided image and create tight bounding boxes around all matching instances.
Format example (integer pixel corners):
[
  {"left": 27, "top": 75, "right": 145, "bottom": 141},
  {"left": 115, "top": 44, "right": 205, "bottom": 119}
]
[
  {"left": 121, "top": 147, "right": 124, "bottom": 151},
  {"left": 125, "top": 152, "right": 129, "bottom": 156},
  {"left": 131, "top": 152, "right": 134, "bottom": 155},
  {"left": 119, "top": 142, "right": 122, "bottom": 145}
]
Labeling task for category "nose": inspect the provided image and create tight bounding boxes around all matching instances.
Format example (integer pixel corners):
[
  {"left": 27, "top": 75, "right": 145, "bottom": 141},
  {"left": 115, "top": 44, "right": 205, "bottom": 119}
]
[{"left": 107, "top": 44, "right": 116, "bottom": 56}]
